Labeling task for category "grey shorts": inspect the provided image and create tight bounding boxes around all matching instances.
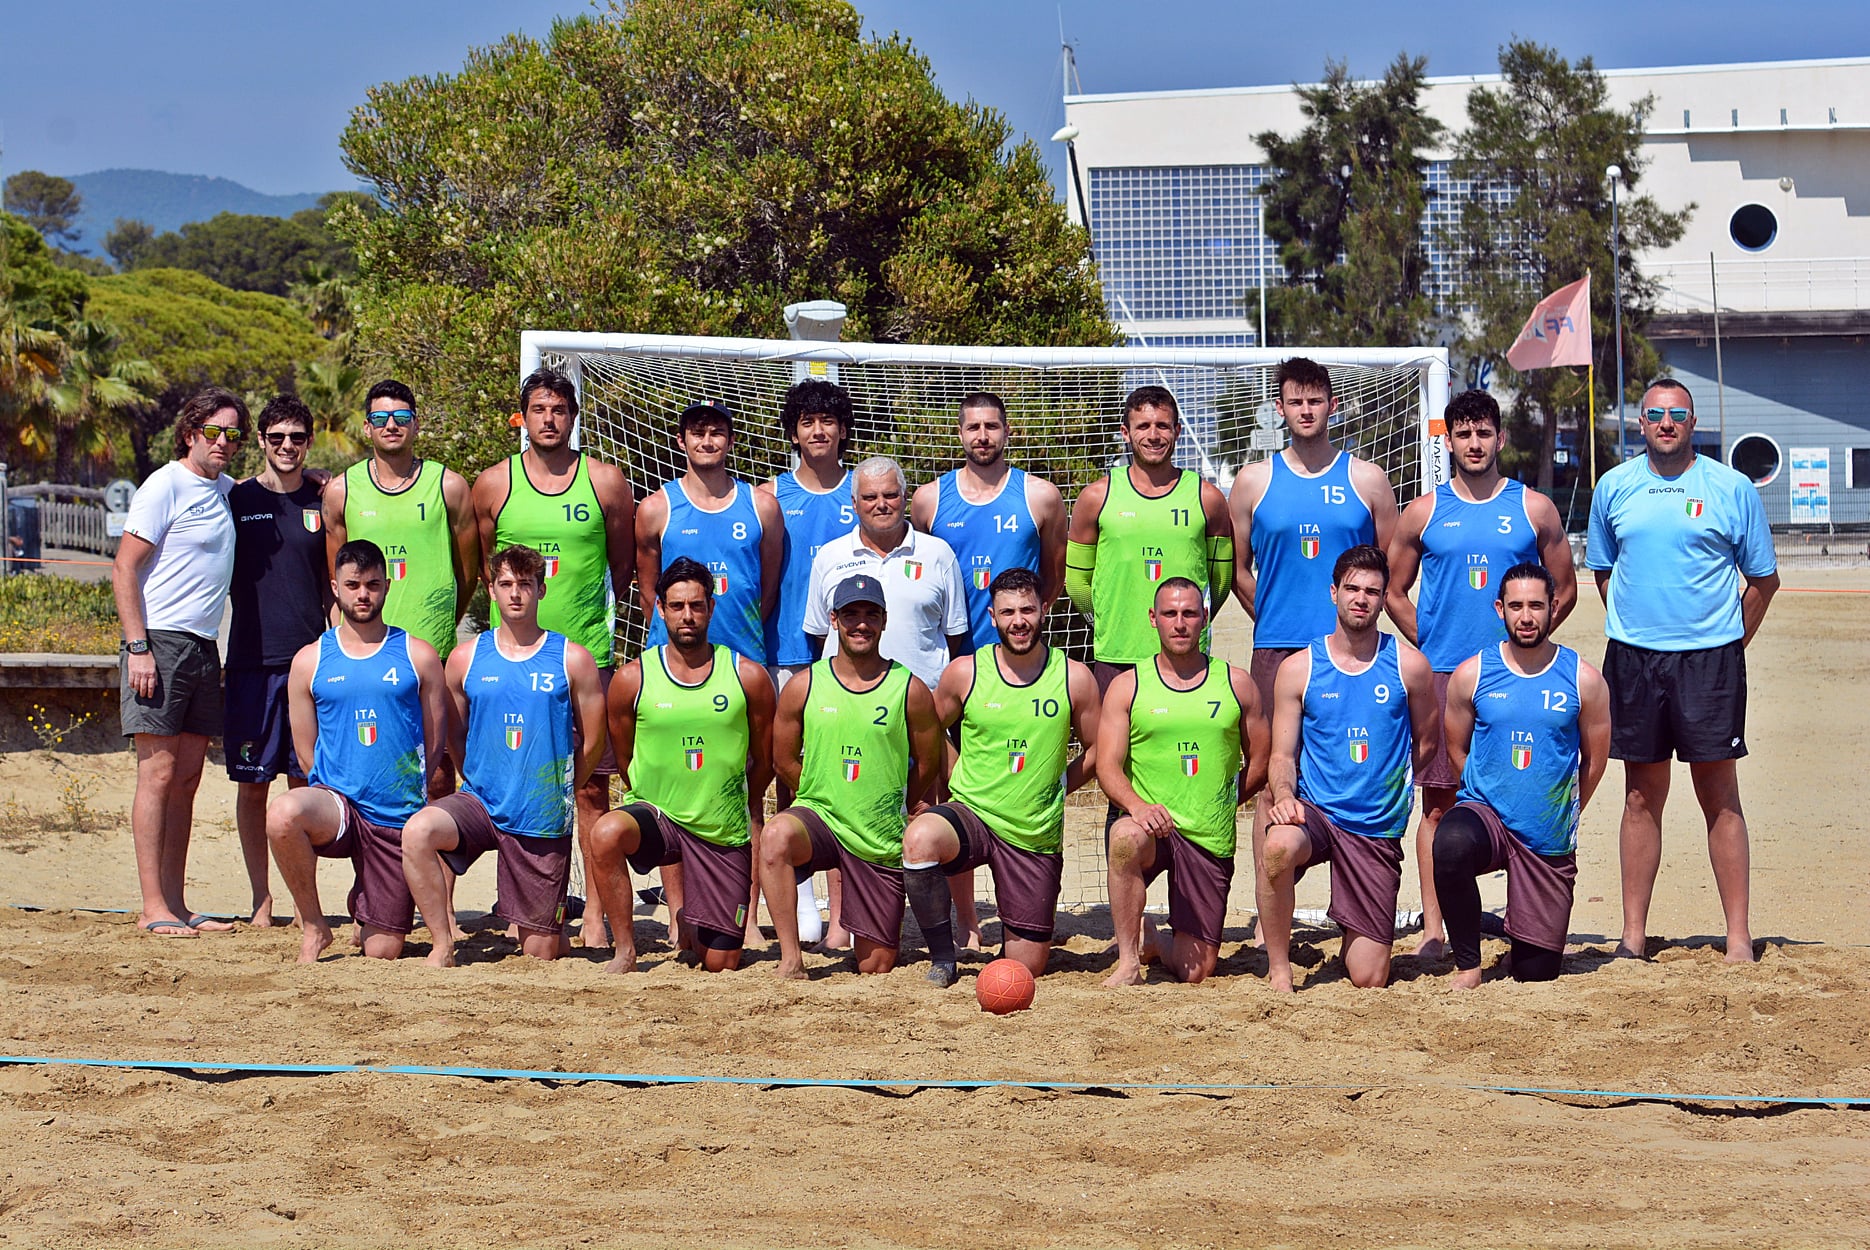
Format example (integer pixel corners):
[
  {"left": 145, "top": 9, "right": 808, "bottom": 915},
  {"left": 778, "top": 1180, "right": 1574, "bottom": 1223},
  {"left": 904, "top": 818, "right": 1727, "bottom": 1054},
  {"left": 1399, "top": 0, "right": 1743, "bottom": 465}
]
[{"left": 121, "top": 630, "right": 223, "bottom": 739}]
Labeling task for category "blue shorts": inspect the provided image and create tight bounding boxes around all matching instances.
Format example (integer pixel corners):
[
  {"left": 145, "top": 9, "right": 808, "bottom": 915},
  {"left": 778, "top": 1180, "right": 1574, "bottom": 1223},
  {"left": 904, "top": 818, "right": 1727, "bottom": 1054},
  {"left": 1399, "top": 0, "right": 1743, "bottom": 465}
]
[{"left": 223, "top": 665, "right": 303, "bottom": 784}]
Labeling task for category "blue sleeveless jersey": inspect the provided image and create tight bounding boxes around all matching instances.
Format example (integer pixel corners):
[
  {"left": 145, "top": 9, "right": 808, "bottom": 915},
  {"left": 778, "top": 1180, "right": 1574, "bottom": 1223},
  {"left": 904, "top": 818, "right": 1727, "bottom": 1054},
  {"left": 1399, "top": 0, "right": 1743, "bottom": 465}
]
[
  {"left": 931, "top": 467, "right": 1040, "bottom": 647},
  {"left": 1416, "top": 480, "right": 1541, "bottom": 672},
  {"left": 459, "top": 630, "right": 576, "bottom": 839},
  {"left": 647, "top": 478, "right": 766, "bottom": 664},
  {"left": 1296, "top": 633, "right": 1414, "bottom": 839},
  {"left": 308, "top": 627, "right": 427, "bottom": 827},
  {"left": 767, "top": 469, "right": 851, "bottom": 666},
  {"left": 1458, "top": 644, "right": 1583, "bottom": 856},
  {"left": 1250, "top": 452, "right": 1375, "bottom": 649}
]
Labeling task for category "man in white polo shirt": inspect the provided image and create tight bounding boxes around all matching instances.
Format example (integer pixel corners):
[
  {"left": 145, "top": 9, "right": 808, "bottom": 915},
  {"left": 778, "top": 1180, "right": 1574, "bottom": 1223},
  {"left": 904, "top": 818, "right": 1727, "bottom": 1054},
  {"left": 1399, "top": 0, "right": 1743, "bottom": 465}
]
[{"left": 803, "top": 455, "right": 971, "bottom": 688}]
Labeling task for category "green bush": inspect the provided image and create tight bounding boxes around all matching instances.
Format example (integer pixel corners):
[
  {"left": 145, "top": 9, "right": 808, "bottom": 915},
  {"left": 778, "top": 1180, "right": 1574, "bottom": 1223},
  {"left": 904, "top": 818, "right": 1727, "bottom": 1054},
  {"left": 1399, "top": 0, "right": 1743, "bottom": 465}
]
[{"left": 0, "top": 573, "right": 120, "bottom": 654}]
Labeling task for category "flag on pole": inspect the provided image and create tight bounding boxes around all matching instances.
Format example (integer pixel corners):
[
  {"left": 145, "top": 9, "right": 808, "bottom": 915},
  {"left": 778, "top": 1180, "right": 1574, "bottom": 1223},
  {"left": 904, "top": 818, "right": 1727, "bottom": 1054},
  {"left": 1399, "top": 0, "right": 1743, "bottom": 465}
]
[{"left": 1506, "top": 276, "right": 1593, "bottom": 371}]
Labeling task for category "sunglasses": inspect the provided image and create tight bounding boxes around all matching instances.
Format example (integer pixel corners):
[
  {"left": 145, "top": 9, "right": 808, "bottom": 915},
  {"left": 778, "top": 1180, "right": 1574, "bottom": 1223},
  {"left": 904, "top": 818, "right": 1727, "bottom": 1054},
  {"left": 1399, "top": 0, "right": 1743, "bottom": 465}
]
[
  {"left": 263, "top": 430, "right": 311, "bottom": 447},
  {"left": 1642, "top": 407, "right": 1692, "bottom": 423},
  {"left": 366, "top": 408, "right": 417, "bottom": 428},
  {"left": 200, "top": 424, "right": 245, "bottom": 443}
]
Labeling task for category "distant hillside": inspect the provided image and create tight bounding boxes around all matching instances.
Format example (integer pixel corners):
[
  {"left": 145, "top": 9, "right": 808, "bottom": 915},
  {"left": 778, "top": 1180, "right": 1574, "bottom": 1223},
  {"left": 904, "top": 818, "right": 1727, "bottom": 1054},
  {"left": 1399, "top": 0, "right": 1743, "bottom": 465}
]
[{"left": 66, "top": 170, "right": 336, "bottom": 255}]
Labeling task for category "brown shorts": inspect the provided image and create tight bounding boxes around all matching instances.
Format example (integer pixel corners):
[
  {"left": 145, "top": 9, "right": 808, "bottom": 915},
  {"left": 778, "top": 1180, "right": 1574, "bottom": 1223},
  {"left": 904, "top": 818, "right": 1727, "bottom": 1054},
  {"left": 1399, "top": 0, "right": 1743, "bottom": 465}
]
[
  {"left": 619, "top": 802, "right": 752, "bottom": 944},
  {"left": 1418, "top": 670, "right": 1459, "bottom": 791},
  {"left": 1448, "top": 801, "right": 1578, "bottom": 952},
  {"left": 311, "top": 786, "right": 415, "bottom": 935},
  {"left": 781, "top": 804, "right": 904, "bottom": 949},
  {"left": 430, "top": 792, "right": 572, "bottom": 934},
  {"left": 1249, "top": 647, "right": 1303, "bottom": 721},
  {"left": 931, "top": 801, "right": 1063, "bottom": 942},
  {"left": 587, "top": 666, "right": 618, "bottom": 777},
  {"left": 1290, "top": 800, "right": 1406, "bottom": 944},
  {"left": 1091, "top": 660, "right": 1133, "bottom": 696},
  {"left": 1140, "top": 829, "right": 1234, "bottom": 949}
]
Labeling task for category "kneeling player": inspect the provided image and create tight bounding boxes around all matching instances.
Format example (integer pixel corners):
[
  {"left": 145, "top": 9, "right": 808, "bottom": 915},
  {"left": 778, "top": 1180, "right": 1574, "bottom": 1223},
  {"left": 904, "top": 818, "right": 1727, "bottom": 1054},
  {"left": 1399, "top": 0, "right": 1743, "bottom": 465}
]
[
  {"left": 1436, "top": 563, "right": 1610, "bottom": 987},
  {"left": 587, "top": 558, "right": 775, "bottom": 973},
  {"left": 1260, "top": 546, "right": 1437, "bottom": 991},
  {"left": 758, "top": 575, "right": 942, "bottom": 977},
  {"left": 1100, "top": 578, "right": 1267, "bottom": 986},
  {"left": 401, "top": 545, "right": 606, "bottom": 967},
  {"left": 267, "top": 540, "right": 448, "bottom": 962},
  {"left": 903, "top": 568, "right": 1100, "bottom": 985}
]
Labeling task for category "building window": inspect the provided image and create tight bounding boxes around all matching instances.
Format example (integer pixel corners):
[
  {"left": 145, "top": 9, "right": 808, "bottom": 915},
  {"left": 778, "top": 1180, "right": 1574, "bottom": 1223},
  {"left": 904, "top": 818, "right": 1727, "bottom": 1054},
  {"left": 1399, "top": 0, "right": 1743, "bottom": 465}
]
[
  {"left": 1730, "top": 433, "right": 1782, "bottom": 485},
  {"left": 1847, "top": 447, "right": 1870, "bottom": 488},
  {"left": 1729, "top": 204, "right": 1778, "bottom": 252}
]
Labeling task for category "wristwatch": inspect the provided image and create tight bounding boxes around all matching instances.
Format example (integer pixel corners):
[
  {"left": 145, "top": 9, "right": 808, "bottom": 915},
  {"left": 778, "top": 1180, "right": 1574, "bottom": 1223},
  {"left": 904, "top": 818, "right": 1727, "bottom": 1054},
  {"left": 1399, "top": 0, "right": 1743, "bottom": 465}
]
[{"left": 126, "top": 639, "right": 151, "bottom": 655}]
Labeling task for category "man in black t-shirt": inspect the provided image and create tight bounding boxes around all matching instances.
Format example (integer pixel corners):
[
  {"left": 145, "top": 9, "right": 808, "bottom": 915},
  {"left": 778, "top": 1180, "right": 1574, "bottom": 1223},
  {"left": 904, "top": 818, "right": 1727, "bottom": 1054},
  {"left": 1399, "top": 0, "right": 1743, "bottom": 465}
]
[{"left": 225, "top": 395, "right": 331, "bottom": 926}]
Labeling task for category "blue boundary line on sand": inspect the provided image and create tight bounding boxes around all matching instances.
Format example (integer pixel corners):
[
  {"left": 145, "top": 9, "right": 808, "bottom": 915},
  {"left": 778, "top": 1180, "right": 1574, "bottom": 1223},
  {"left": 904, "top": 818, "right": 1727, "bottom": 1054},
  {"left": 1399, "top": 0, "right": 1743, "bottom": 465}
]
[{"left": 0, "top": 1055, "right": 1861, "bottom": 1107}]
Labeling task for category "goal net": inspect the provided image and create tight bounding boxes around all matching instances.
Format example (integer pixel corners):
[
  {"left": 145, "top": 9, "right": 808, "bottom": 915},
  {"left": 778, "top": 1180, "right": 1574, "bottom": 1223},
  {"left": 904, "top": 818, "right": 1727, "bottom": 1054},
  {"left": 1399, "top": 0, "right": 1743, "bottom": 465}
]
[{"left": 522, "top": 331, "right": 1450, "bottom": 916}]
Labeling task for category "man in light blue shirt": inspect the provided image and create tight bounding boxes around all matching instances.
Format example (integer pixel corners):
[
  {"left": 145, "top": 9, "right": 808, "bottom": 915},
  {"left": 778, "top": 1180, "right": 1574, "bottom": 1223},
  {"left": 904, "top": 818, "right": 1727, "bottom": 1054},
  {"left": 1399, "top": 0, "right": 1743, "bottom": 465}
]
[{"left": 1586, "top": 377, "right": 1778, "bottom": 964}]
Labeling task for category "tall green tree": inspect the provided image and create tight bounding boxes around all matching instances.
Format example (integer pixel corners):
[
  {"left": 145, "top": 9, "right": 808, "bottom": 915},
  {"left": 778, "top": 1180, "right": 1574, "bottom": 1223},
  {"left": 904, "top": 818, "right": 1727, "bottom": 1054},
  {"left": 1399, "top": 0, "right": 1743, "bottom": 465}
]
[
  {"left": 1447, "top": 40, "right": 1689, "bottom": 490},
  {"left": 1255, "top": 55, "right": 1444, "bottom": 347},
  {"left": 3, "top": 172, "right": 85, "bottom": 249},
  {"left": 129, "top": 206, "right": 355, "bottom": 297},
  {"left": 335, "top": 0, "right": 1115, "bottom": 473},
  {"left": 42, "top": 318, "right": 164, "bottom": 482},
  {"left": 104, "top": 218, "right": 157, "bottom": 271},
  {"left": 2, "top": 214, "right": 86, "bottom": 474}
]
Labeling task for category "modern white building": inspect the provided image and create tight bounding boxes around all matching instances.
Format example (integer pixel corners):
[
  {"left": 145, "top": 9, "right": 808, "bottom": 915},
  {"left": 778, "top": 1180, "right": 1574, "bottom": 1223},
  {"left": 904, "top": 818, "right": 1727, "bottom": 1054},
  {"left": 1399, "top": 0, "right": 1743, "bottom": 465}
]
[{"left": 1062, "top": 56, "right": 1870, "bottom": 525}]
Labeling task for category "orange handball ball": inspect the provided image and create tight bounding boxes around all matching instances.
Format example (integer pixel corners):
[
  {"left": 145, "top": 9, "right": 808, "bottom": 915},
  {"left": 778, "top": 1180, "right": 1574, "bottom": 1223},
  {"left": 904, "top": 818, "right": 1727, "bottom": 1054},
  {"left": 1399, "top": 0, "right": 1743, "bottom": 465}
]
[{"left": 975, "top": 957, "right": 1035, "bottom": 1014}]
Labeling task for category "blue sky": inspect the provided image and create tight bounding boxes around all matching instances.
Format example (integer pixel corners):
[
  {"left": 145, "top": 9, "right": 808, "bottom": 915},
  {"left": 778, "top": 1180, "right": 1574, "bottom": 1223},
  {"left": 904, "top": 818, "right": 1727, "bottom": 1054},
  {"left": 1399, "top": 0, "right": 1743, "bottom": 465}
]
[{"left": 2, "top": 0, "right": 1867, "bottom": 196}]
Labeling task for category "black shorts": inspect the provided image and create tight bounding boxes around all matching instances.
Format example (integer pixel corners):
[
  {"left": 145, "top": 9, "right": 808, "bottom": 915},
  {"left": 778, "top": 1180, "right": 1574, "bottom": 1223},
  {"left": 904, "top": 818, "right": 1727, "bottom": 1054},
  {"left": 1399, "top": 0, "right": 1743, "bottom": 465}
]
[
  {"left": 223, "top": 665, "right": 303, "bottom": 784},
  {"left": 120, "top": 630, "right": 222, "bottom": 739},
  {"left": 1603, "top": 639, "right": 1748, "bottom": 764}
]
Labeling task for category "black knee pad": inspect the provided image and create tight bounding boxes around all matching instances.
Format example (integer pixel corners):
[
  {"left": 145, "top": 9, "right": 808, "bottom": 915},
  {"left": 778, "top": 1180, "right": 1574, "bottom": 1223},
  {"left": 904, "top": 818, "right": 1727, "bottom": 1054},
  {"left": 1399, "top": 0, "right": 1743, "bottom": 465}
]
[
  {"left": 1433, "top": 806, "right": 1492, "bottom": 879},
  {"left": 1509, "top": 940, "right": 1563, "bottom": 982}
]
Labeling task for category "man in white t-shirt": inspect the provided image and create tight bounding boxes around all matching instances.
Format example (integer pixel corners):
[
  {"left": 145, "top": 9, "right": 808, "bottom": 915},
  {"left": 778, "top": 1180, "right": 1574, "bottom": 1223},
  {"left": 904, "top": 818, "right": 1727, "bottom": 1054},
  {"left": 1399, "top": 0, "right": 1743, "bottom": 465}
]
[
  {"left": 111, "top": 386, "right": 248, "bottom": 938},
  {"left": 802, "top": 455, "right": 970, "bottom": 689}
]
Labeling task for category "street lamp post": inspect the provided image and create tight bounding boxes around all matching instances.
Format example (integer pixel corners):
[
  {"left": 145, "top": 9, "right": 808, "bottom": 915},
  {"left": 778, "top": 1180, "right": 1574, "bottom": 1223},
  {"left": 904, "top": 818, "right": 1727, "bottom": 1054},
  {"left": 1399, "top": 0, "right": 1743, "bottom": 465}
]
[
  {"left": 1051, "top": 124, "right": 1093, "bottom": 264},
  {"left": 1607, "top": 164, "right": 1627, "bottom": 462}
]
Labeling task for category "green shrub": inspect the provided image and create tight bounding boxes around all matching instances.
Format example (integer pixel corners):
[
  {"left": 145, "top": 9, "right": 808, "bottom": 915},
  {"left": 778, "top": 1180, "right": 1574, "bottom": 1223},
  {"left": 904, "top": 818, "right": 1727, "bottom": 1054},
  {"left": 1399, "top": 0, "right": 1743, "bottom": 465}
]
[{"left": 0, "top": 574, "right": 120, "bottom": 654}]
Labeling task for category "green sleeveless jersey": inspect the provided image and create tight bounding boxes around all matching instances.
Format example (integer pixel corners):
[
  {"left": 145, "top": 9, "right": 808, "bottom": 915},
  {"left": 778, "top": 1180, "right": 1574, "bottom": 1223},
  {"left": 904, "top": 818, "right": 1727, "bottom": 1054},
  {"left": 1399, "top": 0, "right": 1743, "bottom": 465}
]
[
  {"left": 623, "top": 645, "right": 750, "bottom": 847},
  {"left": 950, "top": 645, "right": 1071, "bottom": 853},
  {"left": 344, "top": 459, "right": 458, "bottom": 657},
  {"left": 793, "top": 659, "right": 913, "bottom": 866},
  {"left": 1127, "top": 655, "right": 1243, "bottom": 856},
  {"left": 1091, "top": 467, "right": 1208, "bottom": 662},
  {"left": 493, "top": 453, "right": 614, "bottom": 665}
]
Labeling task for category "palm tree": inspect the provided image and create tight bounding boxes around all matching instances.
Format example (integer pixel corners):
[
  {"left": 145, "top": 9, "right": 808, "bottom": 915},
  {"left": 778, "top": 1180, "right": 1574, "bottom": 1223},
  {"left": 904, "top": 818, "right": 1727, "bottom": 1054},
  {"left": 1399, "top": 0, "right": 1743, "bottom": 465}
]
[
  {"left": 0, "top": 270, "right": 68, "bottom": 472},
  {"left": 296, "top": 354, "right": 367, "bottom": 458},
  {"left": 290, "top": 261, "right": 355, "bottom": 340},
  {"left": 44, "top": 318, "right": 163, "bottom": 482}
]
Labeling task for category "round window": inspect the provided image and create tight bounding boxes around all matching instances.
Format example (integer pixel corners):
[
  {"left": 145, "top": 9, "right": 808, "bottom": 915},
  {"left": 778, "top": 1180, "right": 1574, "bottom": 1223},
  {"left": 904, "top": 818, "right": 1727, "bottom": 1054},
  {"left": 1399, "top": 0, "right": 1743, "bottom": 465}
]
[
  {"left": 1729, "top": 433, "right": 1781, "bottom": 486},
  {"left": 1730, "top": 204, "right": 1777, "bottom": 252}
]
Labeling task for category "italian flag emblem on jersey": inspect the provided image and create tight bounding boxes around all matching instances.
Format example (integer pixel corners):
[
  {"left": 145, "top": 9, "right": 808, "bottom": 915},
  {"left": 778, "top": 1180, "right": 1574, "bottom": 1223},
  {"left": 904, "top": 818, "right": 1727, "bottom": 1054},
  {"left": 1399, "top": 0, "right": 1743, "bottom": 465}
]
[
  {"left": 1512, "top": 745, "right": 1533, "bottom": 770},
  {"left": 903, "top": 561, "right": 924, "bottom": 581},
  {"left": 543, "top": 556, "right": 560, "bottom": 579},
  {"left": 972, "top": 567, "right": 992, "bottom": 590},
  {"left": 1181, "top": 753, "right": 1199, "bottom": 777},
  {"left": 1685, "top": 498, "right": 1705, "bottom": 518},
  {"left": 301, "top": 509, "right": 321, "bottom": 533},
  {"left": 356, "top": 721, "right": 378, "bottom": 747},
  {"left": 506, "top": 725, "right": 524, "bottom": 751},
  {"left": 843, "top": 758, "right": 861, "bottom": 782},
  {"left": 1300, "top": 537, "right": 1321, "bottom": 559},
  {"left": 714, "top": 573, "right": 729, "bottom": 595},
  {"left": 388, "top": 558, "right": 408, "bottom": 581},
  {"left": 1008, "top": 750, "right": 1027, "bottom": 774},
  {"left": 1468, "top": 567, "right": 1488, "bottom": 590},
  {"left": 1145, "top": 559, "right": 1163, "bottom": 582},
  {"left": 686, "top": 748, "right": 704, "bottom": 771},
  {"left": 1349, "top": 740, "right": 1370, "bottom": 764}
]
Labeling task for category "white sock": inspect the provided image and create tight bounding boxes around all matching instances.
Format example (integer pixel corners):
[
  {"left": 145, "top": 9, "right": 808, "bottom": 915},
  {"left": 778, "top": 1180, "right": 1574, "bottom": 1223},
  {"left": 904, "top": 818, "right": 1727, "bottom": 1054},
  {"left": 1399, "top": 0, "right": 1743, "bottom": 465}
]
[{"left": 795, "top": 877, "right": 824, "bottom": 944}]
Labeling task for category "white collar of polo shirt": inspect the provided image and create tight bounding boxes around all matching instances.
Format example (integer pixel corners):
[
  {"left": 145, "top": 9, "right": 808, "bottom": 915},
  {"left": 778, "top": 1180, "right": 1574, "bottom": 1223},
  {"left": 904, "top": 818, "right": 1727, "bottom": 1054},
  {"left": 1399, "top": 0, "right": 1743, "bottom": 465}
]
[{"left": 852, "top": 523, "right": 915, "bottom": 560}]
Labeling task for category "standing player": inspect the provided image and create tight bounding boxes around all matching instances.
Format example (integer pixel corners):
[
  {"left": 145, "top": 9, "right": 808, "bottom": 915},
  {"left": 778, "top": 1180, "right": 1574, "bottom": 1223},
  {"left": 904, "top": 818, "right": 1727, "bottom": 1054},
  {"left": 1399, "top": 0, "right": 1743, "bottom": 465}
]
[
  {"left": 224, "top": 394, "right": 331, "bottom": 927},
  {"left": 322, "top": 380, "right": 478, "bottom": 660},
  {"left": 1385, "top": 388, "right": 1575, "bottom": 957},
  {"left": 1259, "top": 546, "right": 1436, "bottom": 992},
  {"left": 910, "top": 391, "right": 1068, "bottom": 641},
  {"left": 473, "top": 367, "right": 636, "bottom": 948},
  {"left": 586, "top": 558, "right": 776, "bottom": 973},
  {"left": 758, "top": 576, "right": 943, "bottom": 978},
  {"left": 1065, "top": 386, "right": 1233, "bottom": 693},
  {"left": 902, "top": 568, "right": 1101, "bottom": 986},
  {"left": 757, "top": 378, "right": 854, "bottom": 944},
  {"left": 266, "top": 540, "right": 449, "bottom": 962},
  {"left": 401, "top": 545, "right": 608, "bottom": 967},
  {"left": 637, "top": 400, "right": 784, "bottom": 667},
  {"left": 112, "top": 386, "right": 247, "bottom": 937},
  {"left": 1587, "top": 378, "right": 1778, "bottom": 963},
  {"left": 1436, "top": 563, "right": 1610, "bottom": 987},
  {"left": 1099, "top": 578, "right": 1267, "bottom": 987}
]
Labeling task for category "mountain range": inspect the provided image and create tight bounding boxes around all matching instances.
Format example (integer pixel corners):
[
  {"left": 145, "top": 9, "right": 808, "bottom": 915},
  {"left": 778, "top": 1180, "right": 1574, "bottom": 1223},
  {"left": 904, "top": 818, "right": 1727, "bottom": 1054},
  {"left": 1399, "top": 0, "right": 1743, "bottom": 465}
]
[{"left": 65, "top": 170, "right": 339, "bottom": 255}]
